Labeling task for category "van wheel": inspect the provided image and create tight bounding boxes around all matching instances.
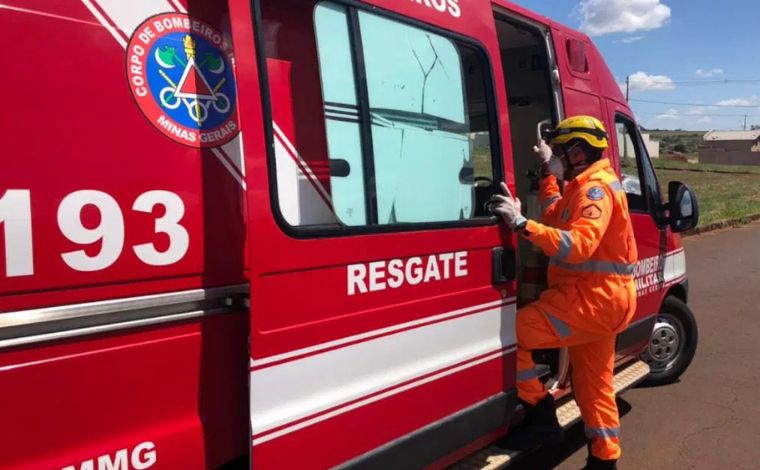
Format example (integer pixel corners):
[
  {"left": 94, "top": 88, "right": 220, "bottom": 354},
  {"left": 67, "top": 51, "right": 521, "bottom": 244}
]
[{"left": 639, "top": 296, "right": 698, "bottom": 386}]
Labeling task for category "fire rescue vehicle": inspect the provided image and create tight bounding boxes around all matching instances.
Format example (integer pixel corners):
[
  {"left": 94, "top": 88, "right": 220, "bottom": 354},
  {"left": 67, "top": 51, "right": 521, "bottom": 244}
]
[{"left": 0, "top": 0, "right": 699, "bottom": 469}]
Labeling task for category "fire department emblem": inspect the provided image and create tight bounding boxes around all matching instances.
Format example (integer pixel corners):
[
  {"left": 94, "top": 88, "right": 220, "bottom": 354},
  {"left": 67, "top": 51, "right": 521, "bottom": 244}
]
[
  {"left": 586, "top": 186, "right": 605, "bottom": 201},
  {"left": 126, "top": 13, "right": 238, "bottom": 147}
]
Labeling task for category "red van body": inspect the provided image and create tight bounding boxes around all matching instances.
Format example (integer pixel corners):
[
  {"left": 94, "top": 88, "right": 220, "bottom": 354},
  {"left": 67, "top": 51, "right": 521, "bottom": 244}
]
[{"left": 0, "top": 1, "right": 691, "bottom": 469}]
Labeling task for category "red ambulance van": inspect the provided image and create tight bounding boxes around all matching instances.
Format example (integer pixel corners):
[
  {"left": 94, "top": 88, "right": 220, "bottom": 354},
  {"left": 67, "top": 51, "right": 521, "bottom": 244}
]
[{"left": 0, "top": 0, "right": 699, "bottom": 469}]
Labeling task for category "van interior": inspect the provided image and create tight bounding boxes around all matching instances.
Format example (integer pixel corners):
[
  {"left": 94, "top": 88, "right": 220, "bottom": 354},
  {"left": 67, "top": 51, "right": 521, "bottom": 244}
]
[{"left": 494, "top": 13, "right": 565, "bottom": 387}]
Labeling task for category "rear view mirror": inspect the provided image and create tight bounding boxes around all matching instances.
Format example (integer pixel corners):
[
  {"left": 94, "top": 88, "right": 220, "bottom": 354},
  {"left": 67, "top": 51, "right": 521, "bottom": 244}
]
[{"left": 668, "top": 181, "right": 699, "bottom": 233}]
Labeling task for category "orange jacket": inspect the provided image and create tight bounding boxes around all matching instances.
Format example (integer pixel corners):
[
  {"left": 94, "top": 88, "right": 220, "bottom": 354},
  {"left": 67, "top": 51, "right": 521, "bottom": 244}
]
[{"left": 523, "top": 158, "right": 638, "bottom": 334}]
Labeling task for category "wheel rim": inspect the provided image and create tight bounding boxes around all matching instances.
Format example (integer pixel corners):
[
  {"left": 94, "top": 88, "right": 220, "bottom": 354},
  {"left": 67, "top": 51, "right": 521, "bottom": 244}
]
[{"left": 641, "top": 313, "right": 685, "bottom": 374}]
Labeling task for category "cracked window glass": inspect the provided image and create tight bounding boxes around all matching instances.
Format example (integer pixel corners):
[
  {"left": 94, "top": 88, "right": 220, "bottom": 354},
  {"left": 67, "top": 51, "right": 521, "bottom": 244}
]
[
  {"left": 359, "top": 11, "right": 487, "bottom": 224},
  {"left": 304, "top": 2, "right": 496, "bottom": 229}
]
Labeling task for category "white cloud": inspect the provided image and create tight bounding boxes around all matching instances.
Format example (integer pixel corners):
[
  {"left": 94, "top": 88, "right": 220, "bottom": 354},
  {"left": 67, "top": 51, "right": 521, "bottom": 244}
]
[
  {"left": 685, "top": 108, "right": 710, "bottom": 125},
  {"left": 625, "top": 71, "right": 675, "bottom": 93},
  {"left": 715, "top": 97, "right": 758, "bottom": 107},
  {"left": 687, "top": 107, "right": 707, "bottom": 115},
  {"left": 696, "top": 68, "right": 724, "bottom": 78},
  {"left": 617, "top": 35, "right": 645, "bottom": 44},
  {"left": 656, "top": 108, "right": 679, "bottom": 120},
  {"left": 578, "top": 0, "right": 671, "bottom": 36}
]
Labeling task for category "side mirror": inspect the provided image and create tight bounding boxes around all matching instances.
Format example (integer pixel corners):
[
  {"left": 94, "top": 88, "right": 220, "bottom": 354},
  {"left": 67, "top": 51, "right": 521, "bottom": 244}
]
[{"left": 668, "top": 181, "right": 699, "bottom": 233}]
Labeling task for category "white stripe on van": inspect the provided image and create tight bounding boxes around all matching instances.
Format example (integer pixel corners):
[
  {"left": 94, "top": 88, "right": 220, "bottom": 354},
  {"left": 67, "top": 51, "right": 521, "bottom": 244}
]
[
  {"left": 253, "top": 347, "right": 516, "bottom": 446},
  {"left": 250, "top": 298, "right": 514, "bottom": 369},
  {"left": 250, "top": 300, "right": 518, "bottom": 442}
]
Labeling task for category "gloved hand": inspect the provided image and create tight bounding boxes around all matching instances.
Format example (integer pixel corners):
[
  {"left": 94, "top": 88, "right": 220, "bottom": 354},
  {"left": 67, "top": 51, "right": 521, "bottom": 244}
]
[
  {"left": 546, "top": 154, "right": 565, "bottom": 179},
  {"left": 490, "top": 182, "right": 527, "bottom": 230},
  {"left": 533, "top": 140, "right": 553, "bottom": 164}
]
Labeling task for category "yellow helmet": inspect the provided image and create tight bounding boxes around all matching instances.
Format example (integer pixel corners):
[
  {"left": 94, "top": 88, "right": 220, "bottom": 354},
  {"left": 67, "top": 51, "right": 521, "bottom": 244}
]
[{"left": 547, "top": 115, "right": 609, "bottom": 150}]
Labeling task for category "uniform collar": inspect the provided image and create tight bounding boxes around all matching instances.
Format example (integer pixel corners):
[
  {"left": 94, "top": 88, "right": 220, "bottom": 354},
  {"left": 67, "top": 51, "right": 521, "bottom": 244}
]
[{"left": 567, "top": 158, "right": 612, "bottom": 187}]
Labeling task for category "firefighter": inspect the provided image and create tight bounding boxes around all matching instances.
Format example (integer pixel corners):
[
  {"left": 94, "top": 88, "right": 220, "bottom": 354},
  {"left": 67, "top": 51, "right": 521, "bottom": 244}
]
[{"left": 489, "top": 116, "right": 638, "bottom": 470}]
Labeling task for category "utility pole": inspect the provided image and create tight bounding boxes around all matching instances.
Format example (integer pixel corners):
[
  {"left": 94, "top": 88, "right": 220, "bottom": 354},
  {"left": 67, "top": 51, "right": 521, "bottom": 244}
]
[
  {"left": 625, "top": 75, "right": 630, "bottom": 102},
  {"left": 744, "top": 114, "right": 748, "bottom": 131}
]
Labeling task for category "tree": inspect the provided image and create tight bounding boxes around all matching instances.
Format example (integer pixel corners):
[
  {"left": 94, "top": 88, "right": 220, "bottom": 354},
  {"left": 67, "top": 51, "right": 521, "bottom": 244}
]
[
  {"left": 751, "top": 125, "right": 760, "bottom": 130},
  {"left": 673, "top": 144, "right": 687, "bottom": 153}
]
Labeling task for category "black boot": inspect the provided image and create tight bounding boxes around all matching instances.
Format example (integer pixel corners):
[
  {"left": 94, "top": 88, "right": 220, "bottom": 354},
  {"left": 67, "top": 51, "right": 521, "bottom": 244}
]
[
  {"left": 496, "top": 394, "right": 564, "bottom": 451},
  {"left": 583, "top": 455, "right": 618, "bottom": 470}
]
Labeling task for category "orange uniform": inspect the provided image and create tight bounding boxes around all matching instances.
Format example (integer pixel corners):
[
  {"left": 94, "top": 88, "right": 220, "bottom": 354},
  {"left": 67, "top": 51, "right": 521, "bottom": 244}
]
[{"left": 515, "top": 157, "right": 638, "bottom": 460}]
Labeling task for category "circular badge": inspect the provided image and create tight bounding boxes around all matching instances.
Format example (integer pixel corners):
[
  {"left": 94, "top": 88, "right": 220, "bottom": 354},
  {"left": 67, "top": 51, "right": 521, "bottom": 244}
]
[{"left": 126, "top": 13, "right": 239, "bottom": 147}]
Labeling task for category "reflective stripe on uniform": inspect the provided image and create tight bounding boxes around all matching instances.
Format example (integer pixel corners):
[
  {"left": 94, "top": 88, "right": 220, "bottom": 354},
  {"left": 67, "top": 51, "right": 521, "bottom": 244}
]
[
  {"left": 541, "top": 195, "right": 561, "bottom": 212},
  {"left": 585, "top": 426, "right": 621, "bottom": 439},
  {"left": 607, "top": 180, "right": 623, "bottom": 193},
  {"left": 561, "top": 207, "right": 571, "bottom": 221},
  {"left": 545, "top": 311, "right": 571, "bottom": 338},
  {"left": 557, "top": 231, "right": 573, "bottom": 260},
  {"left": 549, "top": 257, "right": 635, "bottom": 275},
  {"left": 516, "top": 367, "right": 541, "bottom": 382}
]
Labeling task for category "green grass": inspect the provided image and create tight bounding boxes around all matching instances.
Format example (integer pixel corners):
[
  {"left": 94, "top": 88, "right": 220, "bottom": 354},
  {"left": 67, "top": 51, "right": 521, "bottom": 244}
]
[
  {"left": 657, "top": 169, "right": 760, "bottom": 227},
  {"left": 472, "top": 145, "right": 760, "bottom": 229},
  {"left": 653, "top": 158, "right": 760, "bottom": 174}
]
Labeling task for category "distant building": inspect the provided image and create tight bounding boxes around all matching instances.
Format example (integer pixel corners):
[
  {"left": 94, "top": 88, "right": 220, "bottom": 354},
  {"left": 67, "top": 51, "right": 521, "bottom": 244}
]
[
  {"left": 699, "top": 130, "right": 760, "bottom": 166},
  {"left": 622, "top": 132, "right": 660, "bottom": 158},
  {"left": 641, "top": 133, "right": 660, "bottom": 158}
]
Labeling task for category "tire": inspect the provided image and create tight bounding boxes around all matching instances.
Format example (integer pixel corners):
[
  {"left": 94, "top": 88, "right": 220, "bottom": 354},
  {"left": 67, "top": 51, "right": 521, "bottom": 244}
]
[{"left": 640, "top": 296, "right": 698, "bottom": 386}]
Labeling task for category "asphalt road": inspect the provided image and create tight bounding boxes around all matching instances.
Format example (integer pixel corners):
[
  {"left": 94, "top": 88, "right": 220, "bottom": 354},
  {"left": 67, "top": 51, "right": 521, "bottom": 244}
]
[{"left": 510, "top": 221, "right": 760, "bottom": 470}]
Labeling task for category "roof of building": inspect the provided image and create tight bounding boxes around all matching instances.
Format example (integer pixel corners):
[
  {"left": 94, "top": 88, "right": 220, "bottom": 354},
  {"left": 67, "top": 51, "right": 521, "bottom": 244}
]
[{"left": 703, "top": 130, "right": 760, "bottom": 141}]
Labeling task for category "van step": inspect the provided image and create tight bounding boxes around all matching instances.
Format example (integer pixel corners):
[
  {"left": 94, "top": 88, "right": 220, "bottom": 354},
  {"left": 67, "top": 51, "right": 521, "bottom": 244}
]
[{"left": 449, "top": 360, "right": 650, "bottom": 470}]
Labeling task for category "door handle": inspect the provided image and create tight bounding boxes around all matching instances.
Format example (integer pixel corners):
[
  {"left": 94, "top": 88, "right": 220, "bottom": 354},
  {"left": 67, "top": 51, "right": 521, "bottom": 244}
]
[{"left": 492, "top": 246, "right": 516, "bottom": 285}]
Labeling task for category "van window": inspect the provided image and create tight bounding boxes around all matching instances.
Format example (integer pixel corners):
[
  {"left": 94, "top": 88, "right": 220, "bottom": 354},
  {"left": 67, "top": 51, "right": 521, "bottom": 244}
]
[
  {"left": 615, "top": 115, "right": 661, "bottom": 213},
  {"left": 262, "top": 1, "right": 498, "bottom": 230}
]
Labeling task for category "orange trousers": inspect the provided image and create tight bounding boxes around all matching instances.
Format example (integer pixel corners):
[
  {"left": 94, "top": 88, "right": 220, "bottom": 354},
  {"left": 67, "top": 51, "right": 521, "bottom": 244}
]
[{"left": 515, "top": 304, "right": 621, "bottom": 461}]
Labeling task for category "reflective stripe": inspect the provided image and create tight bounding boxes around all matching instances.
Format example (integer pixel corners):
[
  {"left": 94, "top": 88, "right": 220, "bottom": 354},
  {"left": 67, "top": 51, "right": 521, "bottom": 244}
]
[
  {"left": 561, "top": 208, "right": 571, "bottom": 221},
  {"left": 545, "top": 311, "right": 571, "bottom": 338},
  {"left": 541, "top": 195, "right": 560, "bottom": 212},
  {"left": 516, "top": 368, "right": 541, "bottom": 382},
  {"left": 549, "top": 257, "right": 635, "bottom": 275},
  {"left": 585, "top": 426, "right": 621, "bottom": 439},
  {"left": 607, "top": 180, "right": 623, "bottom": 193},
  {"left": 557, "top": 231, "right": 573, "bottom": 260}
]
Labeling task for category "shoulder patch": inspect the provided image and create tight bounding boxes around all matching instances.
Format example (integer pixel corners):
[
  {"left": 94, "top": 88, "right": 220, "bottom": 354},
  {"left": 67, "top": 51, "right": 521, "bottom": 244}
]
[
  {"left": 586, "top": 186, "right": 605, "bottom": 201},
  {"left": 582, "top": 204, "right": 603, "bottom": 219}
]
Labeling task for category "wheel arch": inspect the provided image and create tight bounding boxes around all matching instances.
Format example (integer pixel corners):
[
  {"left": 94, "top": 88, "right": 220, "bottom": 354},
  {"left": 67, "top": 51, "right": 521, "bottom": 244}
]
[{"left": 665, "top": 279, "right": 688, "bottom": 304}]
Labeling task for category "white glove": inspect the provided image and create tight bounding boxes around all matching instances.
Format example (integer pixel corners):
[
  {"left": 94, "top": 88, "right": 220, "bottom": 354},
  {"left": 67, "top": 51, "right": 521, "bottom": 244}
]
[
  {"left": 534, "top": 139, "right": 565, "bottom": 179},
  {"left": 491, "top": 183, "right": 527, "bottom": 230},
  {"left": 533, "top": 140, "right": 553, "bottom": 164},
  {"left": 546, "top": 154, "right": 565, "bottom": 179}
]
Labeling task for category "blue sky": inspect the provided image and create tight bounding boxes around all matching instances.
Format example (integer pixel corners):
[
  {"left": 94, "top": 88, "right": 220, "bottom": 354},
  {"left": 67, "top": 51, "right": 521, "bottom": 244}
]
[{"left": 511, "top": 0, "right": 760, "bottom": 131}]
